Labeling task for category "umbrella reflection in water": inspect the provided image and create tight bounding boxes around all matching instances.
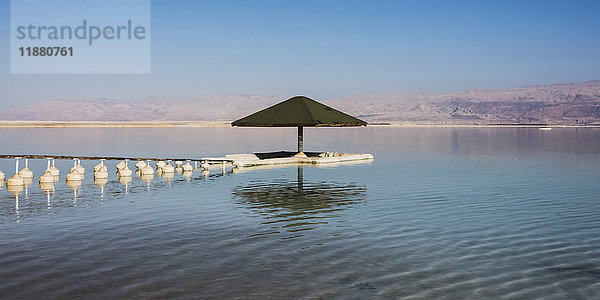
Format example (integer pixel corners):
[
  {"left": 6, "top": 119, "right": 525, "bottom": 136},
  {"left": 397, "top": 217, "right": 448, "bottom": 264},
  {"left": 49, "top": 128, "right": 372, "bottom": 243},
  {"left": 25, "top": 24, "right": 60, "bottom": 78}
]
[{"left": 232, "top": 165, "right": 366, "bottom": 239}]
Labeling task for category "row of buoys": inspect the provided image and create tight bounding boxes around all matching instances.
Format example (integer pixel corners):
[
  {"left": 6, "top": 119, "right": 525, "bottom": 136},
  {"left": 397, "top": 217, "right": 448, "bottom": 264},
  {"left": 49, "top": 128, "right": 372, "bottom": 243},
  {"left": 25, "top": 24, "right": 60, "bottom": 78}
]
[
  {"left": 1, "top": 157, "right": 217, "bottom": 187},
  {"left": 174, "top": 161, "right": 194, "bottom": 172},
  {"left": 155, "top": 160, "right": 173, "bottom": 174},
  {"left": 1, "top": 158, "right": 220, "bottom": 207}
]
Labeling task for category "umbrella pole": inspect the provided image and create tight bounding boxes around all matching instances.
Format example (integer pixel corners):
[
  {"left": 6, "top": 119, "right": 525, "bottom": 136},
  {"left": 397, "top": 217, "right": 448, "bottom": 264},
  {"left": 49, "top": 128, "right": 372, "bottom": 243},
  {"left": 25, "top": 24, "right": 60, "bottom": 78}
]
[{"left": 298, "top": 126, "right": 303, "bottom": 153}]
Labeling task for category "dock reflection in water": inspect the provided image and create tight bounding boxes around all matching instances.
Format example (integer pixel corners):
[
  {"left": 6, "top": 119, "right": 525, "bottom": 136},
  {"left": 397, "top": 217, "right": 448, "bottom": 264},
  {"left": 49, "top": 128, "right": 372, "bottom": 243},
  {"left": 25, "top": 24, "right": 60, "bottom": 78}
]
[{"left": 233, "top": 166, "right": 367, "bottom": 238}]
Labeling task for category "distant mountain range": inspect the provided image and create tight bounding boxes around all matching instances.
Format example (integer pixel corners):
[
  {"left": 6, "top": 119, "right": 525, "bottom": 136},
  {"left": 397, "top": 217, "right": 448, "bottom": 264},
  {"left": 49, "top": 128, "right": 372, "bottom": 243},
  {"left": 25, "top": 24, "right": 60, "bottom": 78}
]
[{"left": 2, "top": 81, "right": 600, "bottom": 125}]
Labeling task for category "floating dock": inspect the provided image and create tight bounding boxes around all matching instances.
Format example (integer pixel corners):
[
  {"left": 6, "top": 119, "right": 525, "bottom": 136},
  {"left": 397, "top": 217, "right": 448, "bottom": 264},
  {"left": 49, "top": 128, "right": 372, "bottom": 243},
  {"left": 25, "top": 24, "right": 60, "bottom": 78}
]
[{"left": 204, "top": 151, "right": 374, "bottom": 168}]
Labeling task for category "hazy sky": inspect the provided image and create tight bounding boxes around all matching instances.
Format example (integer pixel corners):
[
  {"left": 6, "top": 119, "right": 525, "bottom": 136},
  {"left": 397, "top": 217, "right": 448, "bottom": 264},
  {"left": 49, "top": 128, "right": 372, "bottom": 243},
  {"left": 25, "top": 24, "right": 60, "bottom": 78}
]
[{"left": 1, "top": 0, "right": 600, "bottom": 108}]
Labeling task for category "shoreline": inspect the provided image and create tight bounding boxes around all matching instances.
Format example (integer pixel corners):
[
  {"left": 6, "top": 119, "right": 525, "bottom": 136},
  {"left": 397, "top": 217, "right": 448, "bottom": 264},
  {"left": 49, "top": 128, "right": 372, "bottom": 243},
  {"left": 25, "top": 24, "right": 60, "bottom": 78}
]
[{"left": 0, "top": 120, "right": 598, "bottom": 128}]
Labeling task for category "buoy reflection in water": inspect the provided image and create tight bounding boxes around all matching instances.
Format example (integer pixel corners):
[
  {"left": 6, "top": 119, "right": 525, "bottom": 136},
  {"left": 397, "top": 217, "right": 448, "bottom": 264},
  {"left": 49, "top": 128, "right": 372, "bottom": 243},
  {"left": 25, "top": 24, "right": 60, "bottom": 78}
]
[
  {"left": 7, "top": 184, "right": 24, "bottom": 217},
  {"left": 160, "top": 171, "right": 174, "bottom": 185},
  {"left": 66, "top": 179, "right": 82, "bottom": 204},
  {"left": 119, "top": 175, "right": 132, "bottom": 194},
  {"left": 140, "top": 172, "right": 154, "bottom": 191},
  {"left": 94, "top": 177, "right": 108, "bottom": 200},
  {"left": 39, "top": 181, "right": 55, "bottom": 209},
  {"left": 182, "top": 170, "right": 192, "bottom": 182}
]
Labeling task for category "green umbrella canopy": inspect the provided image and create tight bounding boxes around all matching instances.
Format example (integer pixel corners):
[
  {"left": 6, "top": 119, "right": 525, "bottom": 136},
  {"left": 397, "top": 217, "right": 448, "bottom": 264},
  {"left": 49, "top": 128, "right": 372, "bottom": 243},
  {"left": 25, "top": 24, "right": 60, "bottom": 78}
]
[{"left": 231, "top": 96, "right": 367, "bottom": 127}]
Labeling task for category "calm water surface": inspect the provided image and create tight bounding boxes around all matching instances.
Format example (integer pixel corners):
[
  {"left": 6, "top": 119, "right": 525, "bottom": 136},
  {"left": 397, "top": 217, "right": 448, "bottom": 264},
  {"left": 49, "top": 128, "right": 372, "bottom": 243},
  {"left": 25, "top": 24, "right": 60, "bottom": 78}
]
[{"left": 0, "top": 127, "right": 599, "bottom": 299}]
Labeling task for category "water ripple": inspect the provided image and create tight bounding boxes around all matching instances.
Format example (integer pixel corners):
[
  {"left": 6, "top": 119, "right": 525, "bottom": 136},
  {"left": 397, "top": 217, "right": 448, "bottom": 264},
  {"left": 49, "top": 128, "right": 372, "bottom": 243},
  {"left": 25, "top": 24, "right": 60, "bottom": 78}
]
[{"left": 1, "top": 128, "right": 600, "bottom": 298}]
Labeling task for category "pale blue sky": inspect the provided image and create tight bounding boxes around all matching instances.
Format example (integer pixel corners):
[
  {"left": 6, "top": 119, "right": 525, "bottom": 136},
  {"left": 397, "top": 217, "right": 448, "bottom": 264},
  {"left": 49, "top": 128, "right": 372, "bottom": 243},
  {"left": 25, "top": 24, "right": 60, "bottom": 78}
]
[{"left": 1, "top": 0, "right": 599, "bottom": 108}]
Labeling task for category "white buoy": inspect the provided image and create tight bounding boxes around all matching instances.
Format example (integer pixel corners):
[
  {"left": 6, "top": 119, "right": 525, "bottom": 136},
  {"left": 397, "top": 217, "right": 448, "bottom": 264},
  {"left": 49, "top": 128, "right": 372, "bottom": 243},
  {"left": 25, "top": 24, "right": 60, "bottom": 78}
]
[
  {"left": 75, "top": 158, "right": 85, "bottom": 175},
  {"left": 115, "top": 160, "right": 126, "bottom": 171},
  {"left": 194, "top": 161, "right": 198, "bottom": 169},
  {"left": 18, "top": 158, "right": 34, "bottom": 178},
  {"left": 7, "top": 157, "right": 25, "bottom": 186},
  {"left": 162, "top": 161, "right": 175, "bottom": 173},
  {"left": 174, "top": 161, "right": 183, "bottom": 173},
  {"left": 66, "top": 170, "right": 83, "bottom": 181},
  {"left": 94, "top": 159, "right": 108, "bottom": 179},
  {"left": 118, "top": 159, "right": 133, "bottom": 177},
  {"left": 39, "top": 158, "right": 55, "bottom": 183},
  {"left": 201, "top": 160, "right": 210, "bottom": 170},
  {"left": 93, "top": 160, "right": 105, "bottom": 172},
  {"left": 49, "top": 158, "right": 60, "bottom": 176},
  {"left": 182, "top": 160, "right": 193, "bottom": 172},
  {"left": 155, "top": 161, "right": 166, "bottom": 174},
  {"left": 141, "top": 160, "right": 154, "bottom": 175},
  {"left": 66, "top": 158, "right": 83, "bottom": 181},
  {"left": 135, "top": 160, "right": 147, "bottom": 170}
]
